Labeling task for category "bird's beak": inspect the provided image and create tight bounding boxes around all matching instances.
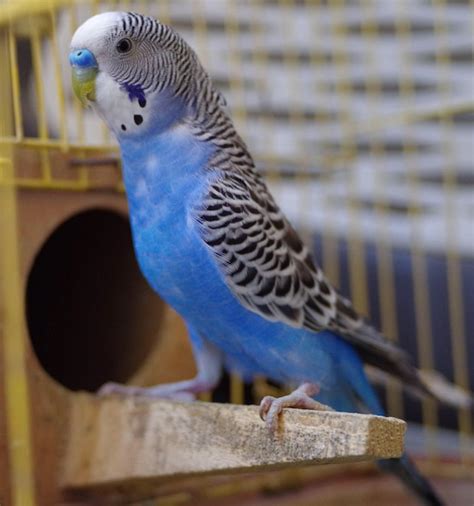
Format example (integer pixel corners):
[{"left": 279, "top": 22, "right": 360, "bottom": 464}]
[{"left": 69, "top": 48, "right": 98, "bottom": 106}]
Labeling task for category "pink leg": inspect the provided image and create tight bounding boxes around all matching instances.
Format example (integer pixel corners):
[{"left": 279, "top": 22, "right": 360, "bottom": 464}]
[
  {"left": 98, "top": 377, "right": 211, "bottom": 401},
  {"left": 98, "top": 337, "right": 222, "bottom": 401},
  {"left": 259, "top": 382, "right": 333, "bottom": 432}
]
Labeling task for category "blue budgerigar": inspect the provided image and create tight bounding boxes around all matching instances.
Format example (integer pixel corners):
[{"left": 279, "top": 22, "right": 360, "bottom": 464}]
[{"left": 70, "top": 12, "right": 470, "bottom": 505}]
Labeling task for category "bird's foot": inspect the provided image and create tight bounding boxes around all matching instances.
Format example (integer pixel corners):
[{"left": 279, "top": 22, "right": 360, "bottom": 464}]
[
  {"left": 259, "top": 382, "right": 333, "bottom": 432},
  {"left": 97, "top": 378, "right": 210, "bottom": 402}
]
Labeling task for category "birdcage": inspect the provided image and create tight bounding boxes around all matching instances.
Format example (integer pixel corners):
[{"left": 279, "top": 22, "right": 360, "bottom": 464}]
[{"left": 0, "top": 0, "right": 472, "bottom": 505}]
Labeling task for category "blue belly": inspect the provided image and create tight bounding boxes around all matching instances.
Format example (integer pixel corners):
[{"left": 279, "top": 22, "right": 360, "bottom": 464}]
[
  {"left": 119, "top": 131, "right": 366, "bottom": 398},
  {"left": 128, "top": 184, "right": 357, "bottom": 391}
]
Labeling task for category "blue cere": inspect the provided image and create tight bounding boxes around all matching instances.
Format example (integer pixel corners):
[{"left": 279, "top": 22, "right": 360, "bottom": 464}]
[{"left": 69, "top": 49, "right": 97, "bottom": 68}]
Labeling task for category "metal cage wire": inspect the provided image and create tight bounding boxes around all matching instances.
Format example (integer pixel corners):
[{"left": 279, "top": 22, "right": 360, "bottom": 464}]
[{"left": 0, "top": 0, "right": 473, "bottom": 504}]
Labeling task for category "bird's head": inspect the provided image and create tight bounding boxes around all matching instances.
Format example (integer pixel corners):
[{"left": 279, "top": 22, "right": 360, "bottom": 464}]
[{"left": 69, "top": 11, "right": 202, "bottom": 138}]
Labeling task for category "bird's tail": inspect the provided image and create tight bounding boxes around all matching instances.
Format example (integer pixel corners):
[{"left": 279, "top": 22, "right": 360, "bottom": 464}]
[
  {"left": 417, "top": 369, "right": 473, "bottom": 409},
  {"left": 366, "top": 365, "right": 473, "bottom": 409},
  {"left": 378, "top": 454, "right": 445, "bottom": 506}
]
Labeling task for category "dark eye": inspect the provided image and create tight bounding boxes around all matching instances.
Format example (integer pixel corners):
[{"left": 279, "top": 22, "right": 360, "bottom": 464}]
[{"left": 116, "top": 38, "right": 132, "bottom": 54}]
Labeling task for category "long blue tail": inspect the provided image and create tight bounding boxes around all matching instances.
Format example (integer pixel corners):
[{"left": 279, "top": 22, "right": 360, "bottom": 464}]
[
  {"left": 318, "top": 362, "right": 446, "bottom": 506},
  {"left": 378, "top": 454, "right": 445, "bottom": 506}
]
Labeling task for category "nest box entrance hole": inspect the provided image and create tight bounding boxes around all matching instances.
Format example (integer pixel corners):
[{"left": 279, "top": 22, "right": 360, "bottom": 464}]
[{"left": 26, "top": 208, "right": 163, "bottom": 392}]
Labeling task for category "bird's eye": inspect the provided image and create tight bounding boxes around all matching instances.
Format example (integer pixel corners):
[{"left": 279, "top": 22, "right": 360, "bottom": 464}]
[{"left": 116, "top": 38, "right": 132, "bottom": 54}]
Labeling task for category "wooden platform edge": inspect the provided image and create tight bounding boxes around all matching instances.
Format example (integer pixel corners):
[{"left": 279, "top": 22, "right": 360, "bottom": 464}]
[{"left": 61, "top": 394, "right": 406, "bottom": 490}]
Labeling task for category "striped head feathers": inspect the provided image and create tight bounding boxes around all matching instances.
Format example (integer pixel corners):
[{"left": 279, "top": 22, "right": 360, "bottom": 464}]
[{"left": 70, "top": 11, "right": 218, "bottom": 137}]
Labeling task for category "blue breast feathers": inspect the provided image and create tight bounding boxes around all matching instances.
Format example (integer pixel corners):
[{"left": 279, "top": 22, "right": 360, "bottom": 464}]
[{"left": 118, "top": 121, "right": 379, "bottom": 412}]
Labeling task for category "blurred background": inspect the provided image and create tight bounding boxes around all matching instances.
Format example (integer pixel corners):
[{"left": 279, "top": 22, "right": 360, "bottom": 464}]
[{"left": 0, "top": 0, "right": 473, "bottom": 505}]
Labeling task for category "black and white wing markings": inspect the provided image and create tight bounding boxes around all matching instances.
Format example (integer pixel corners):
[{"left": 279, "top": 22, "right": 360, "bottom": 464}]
[
  {"left": 195, "top": 172, "right": 419, "bottom": 385},
  {"left": 196, "top": 172, "right": 350, "bottom": 331}
]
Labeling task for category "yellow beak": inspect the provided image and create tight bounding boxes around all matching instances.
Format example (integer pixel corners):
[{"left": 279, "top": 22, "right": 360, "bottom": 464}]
[{"left": 71, "top": 67, "right": 97, "bottom": 106}]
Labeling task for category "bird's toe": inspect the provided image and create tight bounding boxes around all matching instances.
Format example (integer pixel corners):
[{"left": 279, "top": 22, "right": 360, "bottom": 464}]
[
  {"left": 259, "top": 395, "right": 276, "bottom": 421},
  {"left": 97, "top": 382, "right": 138, "bottom": 396},
  {"left": 265, "top": 399, "right": 284, "bottom": 432}
]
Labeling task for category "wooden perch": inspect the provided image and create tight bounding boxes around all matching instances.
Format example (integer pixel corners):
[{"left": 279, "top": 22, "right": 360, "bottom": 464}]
[{"left": 62, "top": 395, "right": 405, "bottom": 492}]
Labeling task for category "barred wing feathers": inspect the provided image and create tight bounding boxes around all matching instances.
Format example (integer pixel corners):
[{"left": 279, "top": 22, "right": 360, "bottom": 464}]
[{"left": 195, "top": 171, "right": 424, "bottom": 390}]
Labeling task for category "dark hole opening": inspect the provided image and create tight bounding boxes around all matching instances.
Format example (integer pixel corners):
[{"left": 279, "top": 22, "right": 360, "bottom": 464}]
[{"left": 26, "top": 208, "right": 163, "bottom": 392}]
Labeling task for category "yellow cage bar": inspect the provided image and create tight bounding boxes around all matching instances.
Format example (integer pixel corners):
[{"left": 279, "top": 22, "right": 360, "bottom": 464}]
[{"left": 0, "top": 17, "right": 35, "bottom": 506}]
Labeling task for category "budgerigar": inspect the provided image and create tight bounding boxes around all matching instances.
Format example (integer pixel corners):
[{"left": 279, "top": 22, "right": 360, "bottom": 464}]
[{"left": 69, "top": 12, "right": 470, "bottom": 505}]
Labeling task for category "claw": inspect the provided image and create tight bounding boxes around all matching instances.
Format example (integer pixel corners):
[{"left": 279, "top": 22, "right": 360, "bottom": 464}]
[
  {"left": 259, "top": 395, "right": 276, "bottom": 421},
  {"left": 258, "top": 383, "right": 333, "bottom": 433}
]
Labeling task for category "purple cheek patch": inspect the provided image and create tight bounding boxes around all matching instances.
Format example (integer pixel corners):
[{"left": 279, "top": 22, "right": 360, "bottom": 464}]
[{"left": 120, "top": 82, "right": 146, "bottom": 105}]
